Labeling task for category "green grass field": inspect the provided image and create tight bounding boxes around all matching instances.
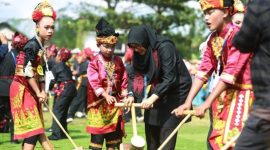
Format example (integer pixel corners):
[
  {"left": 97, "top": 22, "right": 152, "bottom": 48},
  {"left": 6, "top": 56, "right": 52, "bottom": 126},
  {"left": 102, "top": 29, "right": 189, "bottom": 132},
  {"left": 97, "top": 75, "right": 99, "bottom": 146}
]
[{"left": 0, "top": 109, "right": 210, "bottom": 150}]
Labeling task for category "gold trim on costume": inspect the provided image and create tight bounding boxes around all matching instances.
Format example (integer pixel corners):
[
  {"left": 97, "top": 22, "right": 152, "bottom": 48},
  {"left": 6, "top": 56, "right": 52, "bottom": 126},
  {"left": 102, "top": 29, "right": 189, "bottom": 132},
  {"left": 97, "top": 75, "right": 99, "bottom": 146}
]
[
  {"left": 106, "top": 139, "right": 122, "bottom": 144},
  {"left": 199, "top": 0, "right": 216, "bottom": 11},
  {"left": 96, "top": 35, "right": 118, "bottom": 45},
  {"left": 15, "top": 65, "right": 37, "bottom": 77},
  {"left": 235, "top": 83, "right": 252, "bottom": 90},
  {"left": 90, "top": 142, "right": 103, "bottom": 148},
  {"left": 211, "top": 36, "right": 224, "bottom": 60},
  {"left": 223, "top": 90, "right": 238, "bottom": 144}
]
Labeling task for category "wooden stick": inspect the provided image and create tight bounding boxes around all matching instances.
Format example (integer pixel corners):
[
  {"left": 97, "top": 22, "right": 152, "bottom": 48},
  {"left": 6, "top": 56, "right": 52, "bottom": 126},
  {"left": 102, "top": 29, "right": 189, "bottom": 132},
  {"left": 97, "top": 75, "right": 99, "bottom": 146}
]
[
  {"left": 114, "top": 103, "right": 142, "bottom": 108},
  {"left": 157, "top": 114, "right": 192, "bottom": 150},
  {"left": 221, "top": 133, "right": 240, "bottom": 150},
  {"left": 43, "top": 102, "right": 80, "bottom": 149},
  {"left": 131, "top": 105, "right": 137, "bottom": 136},
  {"left": 115, "top": 103, "right": 195, "bottom": 115},
  {"left": 182, "top": 110, "right": 195, "bottom": 115}
]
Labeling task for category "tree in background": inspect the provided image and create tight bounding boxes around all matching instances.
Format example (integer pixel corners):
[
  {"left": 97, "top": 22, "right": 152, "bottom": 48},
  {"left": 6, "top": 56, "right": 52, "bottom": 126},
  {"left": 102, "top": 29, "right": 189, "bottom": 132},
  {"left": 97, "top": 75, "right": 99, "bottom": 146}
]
[{"left": 53, "top": 0, "right": 207, "bottom": 59}]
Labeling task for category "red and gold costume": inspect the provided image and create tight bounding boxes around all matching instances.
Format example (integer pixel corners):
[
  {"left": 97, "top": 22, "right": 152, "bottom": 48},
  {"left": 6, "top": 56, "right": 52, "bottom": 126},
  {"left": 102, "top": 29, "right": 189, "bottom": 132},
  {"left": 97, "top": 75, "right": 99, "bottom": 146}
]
[
  {"left": 86, "top": 53, "right": 128, "bottom": 134},
  {"left": 196, "top": 22, "right": 254, "bottom": 149},
  {"left": 9, "top": 1, "right": 56, "bottom": 140},
  {"left": 10, "top": 37, "right": 46, "bottom": 140}
]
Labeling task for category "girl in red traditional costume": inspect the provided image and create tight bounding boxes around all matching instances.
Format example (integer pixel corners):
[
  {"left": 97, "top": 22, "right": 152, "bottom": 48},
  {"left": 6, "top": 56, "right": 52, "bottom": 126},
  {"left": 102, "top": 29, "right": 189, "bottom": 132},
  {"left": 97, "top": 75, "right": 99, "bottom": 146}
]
[
  {"left": 172, "top": 0, "right": 254, "bottom": 149},
  {"left": 9, "top": 1, "right": 56, "bottom": 149},
  {"left": 86, "top": 18, "right": 128, "bottom": 150}
]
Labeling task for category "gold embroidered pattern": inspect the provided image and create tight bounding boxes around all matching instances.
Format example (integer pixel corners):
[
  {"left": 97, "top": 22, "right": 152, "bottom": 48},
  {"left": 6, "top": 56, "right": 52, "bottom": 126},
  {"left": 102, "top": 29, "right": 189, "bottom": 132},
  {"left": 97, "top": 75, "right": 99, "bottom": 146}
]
[
  {"left": 87, "top": 103, "right": 119, "bottom": 128},
  {"left": 211, "top": 36, "right": 224, "bottom": 60},
  {"left": 96, "top": 36, "right": 118, "bottom": 45},
  {"left": 13, "top": 85, "right": 24, "bottom": 108},
  {"left": 14, "top": 107, "right": 43, "bottom": 134},
  {"left": 105, "top": 61, "right": 115, "bottom": 80},
  {"left": 199, "top": 0, "right": 216, "bottom": 11},
  {"left": 90, "top": 142, "right": 103, "bottom": 148}
]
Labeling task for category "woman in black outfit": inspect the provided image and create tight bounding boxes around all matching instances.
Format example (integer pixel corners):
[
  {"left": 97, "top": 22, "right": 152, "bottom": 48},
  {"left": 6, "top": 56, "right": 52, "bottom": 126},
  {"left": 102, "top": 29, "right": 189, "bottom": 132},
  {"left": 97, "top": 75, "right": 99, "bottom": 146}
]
[{"left": 125, "top": 25, "right": 192, "bottom": 150}]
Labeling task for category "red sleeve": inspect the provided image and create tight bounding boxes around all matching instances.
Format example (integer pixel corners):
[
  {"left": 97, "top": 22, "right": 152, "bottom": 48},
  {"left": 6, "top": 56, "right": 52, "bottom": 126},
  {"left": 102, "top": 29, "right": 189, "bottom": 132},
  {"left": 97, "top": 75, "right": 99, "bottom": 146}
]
[
  {"left": 220, "top": 33, "right": 253, "bottom": 85},
  {"left": 87, "top": 59, "right": 104, "bottom": 97},
  {"left": 196, "top": 38, "right": 216, "bottom": 82}
]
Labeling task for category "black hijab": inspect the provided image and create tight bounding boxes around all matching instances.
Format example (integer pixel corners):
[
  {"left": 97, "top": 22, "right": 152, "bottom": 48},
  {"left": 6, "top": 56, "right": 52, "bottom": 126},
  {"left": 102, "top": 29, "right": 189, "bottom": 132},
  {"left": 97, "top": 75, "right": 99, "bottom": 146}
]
[
  {"left": 127, "top": 25, "right": 158, "bottom": 82},
  {"left": 127, "top": 25, "right": 170, "bottom": 82}
]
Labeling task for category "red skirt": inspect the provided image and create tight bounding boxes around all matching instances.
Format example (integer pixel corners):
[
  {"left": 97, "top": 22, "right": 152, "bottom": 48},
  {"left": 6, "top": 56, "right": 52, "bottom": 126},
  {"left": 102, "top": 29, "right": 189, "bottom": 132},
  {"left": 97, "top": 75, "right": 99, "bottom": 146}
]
[
  {"left": 209, "top": 89, "right": 254, "bottom": 149},
  {"left": 10, "top": 77, "right": 44, "bottom": 140}
]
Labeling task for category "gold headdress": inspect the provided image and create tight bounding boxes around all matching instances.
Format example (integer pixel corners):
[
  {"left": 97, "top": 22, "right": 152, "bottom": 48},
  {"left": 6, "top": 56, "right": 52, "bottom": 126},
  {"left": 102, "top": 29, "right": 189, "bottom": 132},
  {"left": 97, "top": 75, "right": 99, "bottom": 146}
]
[{"left": 32, "top": 0, "right": 56, "bottom": 23}]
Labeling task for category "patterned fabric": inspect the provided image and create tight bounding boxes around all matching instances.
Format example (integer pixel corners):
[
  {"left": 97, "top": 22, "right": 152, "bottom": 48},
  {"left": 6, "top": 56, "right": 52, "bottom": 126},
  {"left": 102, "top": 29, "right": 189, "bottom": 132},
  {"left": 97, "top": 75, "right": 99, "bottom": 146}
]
[
  {"left": 233, "top": 0, "right": 245, "bottom": 13},
  {"left": 96, "top": 35, "right": 118, "bottom": 45},
  {"left": 10, "top": 38, "right": 45, "bottom": 140},
  {"left": 86, "top": 53, "right": 128, "bottom": 134},
  {"left": 196, "top": 23, "right": 254, "bottom": 149},
  {"left": 210, "top": 89, "right": 253, "bottom": 149},
  {"left": 199, "top": 0, "right": 234, "bottom": 11},
  {"left": 233, "top": 0, "right": 270, "bottom": 108},
  {"left": 32, "top": 1, "right": 56, "bottom": 23},
  {"left": 10, "top": 83, "right": 44, "bottom": 140}
]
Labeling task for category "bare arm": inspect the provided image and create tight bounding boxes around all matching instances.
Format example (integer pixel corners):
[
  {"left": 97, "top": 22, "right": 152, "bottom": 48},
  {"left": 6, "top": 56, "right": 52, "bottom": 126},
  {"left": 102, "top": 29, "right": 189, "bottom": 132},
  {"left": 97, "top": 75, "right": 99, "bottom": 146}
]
[
  {"left": 27, "top": 77, "right": 41, "bottom": 95},
  {"left": 171, "top": 78, "right": 205, "bottom": 116},
  {"left": 195, "top": 80, "right": 228, "bottom": 117},
  {"left": 184, "top": 78, "right": 205, "bottom": 106},
  {"left": 27, "top": 78, "right": 46, "bottom": 102},
  {"left": 203, "top": 80, "right": 227, "bottom": 108}
]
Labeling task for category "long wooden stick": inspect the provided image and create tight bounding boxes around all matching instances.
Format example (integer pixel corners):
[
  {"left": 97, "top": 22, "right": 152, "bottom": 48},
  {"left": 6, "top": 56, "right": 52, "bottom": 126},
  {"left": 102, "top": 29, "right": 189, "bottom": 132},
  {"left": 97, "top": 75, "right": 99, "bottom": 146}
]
[
  {"left": 157, "top": 114, "right": 192, "bottom": 150},
  {"left": 114, "top": 103, "right": 195, "bottom": 116},
  {"left": 221, "top": 133, "right": 240, "bottom": 150},
  {"left": 114, "top": 103, "right": 142, "bottom": 108},
  {"left": 131, "top": 105, "right": 137, "bottom": 136},
  {"left": 44, "top": 102, "right": 80, "bottom": 149}
]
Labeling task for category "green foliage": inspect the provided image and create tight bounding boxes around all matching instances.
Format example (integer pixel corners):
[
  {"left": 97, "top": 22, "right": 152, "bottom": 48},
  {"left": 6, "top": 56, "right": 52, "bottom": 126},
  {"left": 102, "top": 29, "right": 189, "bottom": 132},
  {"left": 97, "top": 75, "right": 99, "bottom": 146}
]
[{"left": 52, "top": 0, "right": 207, "bottom": 59}]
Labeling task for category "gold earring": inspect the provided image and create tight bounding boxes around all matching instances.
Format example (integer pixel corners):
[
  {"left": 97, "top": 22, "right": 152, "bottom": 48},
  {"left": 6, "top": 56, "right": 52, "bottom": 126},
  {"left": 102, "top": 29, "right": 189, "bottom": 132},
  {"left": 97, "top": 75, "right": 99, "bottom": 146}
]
[{"left": 35, "top": 28, "right": 39, "bottom": 35}]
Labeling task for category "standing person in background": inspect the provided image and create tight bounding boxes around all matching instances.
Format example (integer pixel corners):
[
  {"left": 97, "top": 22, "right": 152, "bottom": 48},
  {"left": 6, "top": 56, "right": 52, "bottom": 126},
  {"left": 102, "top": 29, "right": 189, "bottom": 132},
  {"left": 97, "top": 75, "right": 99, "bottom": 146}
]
[
  {"left": 46, "top": 44, "right": 58, "bottom": 70},
  {"left": 232, "top": 0, "right": 270, "bottom": 149},
  {"left": 123, "top": 47, "right": 144, "bottom": 123},
  {"left": 172, "top": 0, "right": 254, "bottom": 149},
  {"left": 9, "top": 1, "right": 56, "bottom": 149},
  {"left": 126, "top": 24, "right": 192, "bottom": 150},
  {"left": 0, "top": 33, "right": 8, "bottom": 60},
  {"left": 67, "top": 48, "right": 94, "bottom": 123},
  {"left": 70, "top": 48, "right": 80, "bottom": 80},
  {"left": 86, "top": 18, "right": 128, "bottom": 150},
  {"left": 48, "top": 48, "right": 77, "bottom": 140},
  {"left": 232, "top": 0, "right": 246, "bottom": 28},
  {"left": 0, "top": 33, "right": 28, "bottom": 144},
  {"left": 43, "top": 44, "right": 58, "bottom": 112}
]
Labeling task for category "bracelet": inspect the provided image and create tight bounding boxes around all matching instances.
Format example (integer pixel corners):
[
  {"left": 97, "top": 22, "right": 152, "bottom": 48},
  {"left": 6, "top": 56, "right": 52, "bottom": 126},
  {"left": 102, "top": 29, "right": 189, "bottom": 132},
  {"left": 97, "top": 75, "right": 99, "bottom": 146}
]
[{"left": 127, "top": 91, "right": 134, "bottom": 97}]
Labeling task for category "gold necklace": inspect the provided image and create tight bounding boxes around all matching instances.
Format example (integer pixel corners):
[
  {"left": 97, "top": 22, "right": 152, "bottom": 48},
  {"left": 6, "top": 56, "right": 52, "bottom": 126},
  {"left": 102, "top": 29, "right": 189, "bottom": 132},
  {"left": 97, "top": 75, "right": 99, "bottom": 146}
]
[{"left": 211, "top": 35, "right": 224, "bottom": 60}]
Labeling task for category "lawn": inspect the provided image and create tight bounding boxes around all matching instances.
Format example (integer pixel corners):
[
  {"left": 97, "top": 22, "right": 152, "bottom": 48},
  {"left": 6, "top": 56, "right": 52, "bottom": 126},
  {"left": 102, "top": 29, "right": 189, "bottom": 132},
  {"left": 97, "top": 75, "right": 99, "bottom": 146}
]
[{"left": 0, "top": 109, "right": 210, "bottom": 150}]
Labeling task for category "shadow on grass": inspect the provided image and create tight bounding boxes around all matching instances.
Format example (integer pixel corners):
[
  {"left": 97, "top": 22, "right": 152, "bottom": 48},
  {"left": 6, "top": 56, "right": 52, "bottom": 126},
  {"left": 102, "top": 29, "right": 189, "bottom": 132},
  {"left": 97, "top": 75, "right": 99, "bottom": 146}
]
[{"left": 70, "top": 135, "right": 89, "bottom": 139}]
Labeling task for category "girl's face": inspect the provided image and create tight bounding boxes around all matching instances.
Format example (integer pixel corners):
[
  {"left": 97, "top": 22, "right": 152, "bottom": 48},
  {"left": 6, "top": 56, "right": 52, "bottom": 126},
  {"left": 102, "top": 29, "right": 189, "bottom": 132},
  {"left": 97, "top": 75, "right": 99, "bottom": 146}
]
[
  {"left": 128, "top": 43, "right": 147, "bottom": 56},
  {"left": 232, "top": 12, "right": 244, "bottom": 27},
  {"left": 99, "top": 44, "right": 115, "bottom": 57},
  {"left": 36, "top": 16, "right": 55, "bottom": 41},
  {"left": 203, "top": 8, "right": 228, "bottom": 32}
]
